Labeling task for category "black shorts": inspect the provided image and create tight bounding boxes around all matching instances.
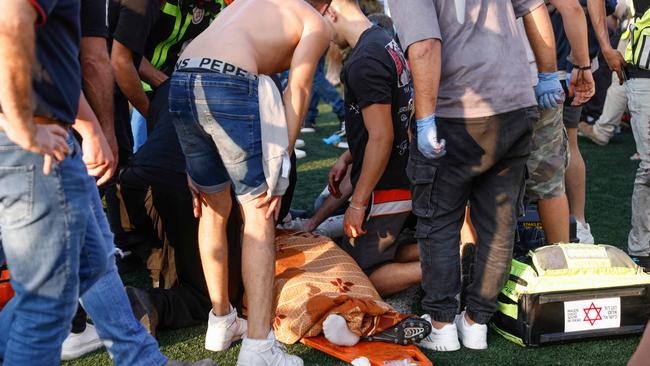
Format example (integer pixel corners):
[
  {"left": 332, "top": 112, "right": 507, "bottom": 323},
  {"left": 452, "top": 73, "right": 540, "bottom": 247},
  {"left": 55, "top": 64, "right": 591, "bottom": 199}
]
[
  {"left": 563, "top": 104, "right": 582, "bottom": 129},
  {"left": 340, "top": 212, "right": 410, "bottom": 275}
]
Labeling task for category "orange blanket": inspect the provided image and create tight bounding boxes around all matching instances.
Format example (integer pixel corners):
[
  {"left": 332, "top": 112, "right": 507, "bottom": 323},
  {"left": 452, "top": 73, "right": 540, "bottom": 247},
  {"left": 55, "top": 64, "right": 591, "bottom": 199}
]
[{"left": 271, "top": 231, "right": 408, "bottom": 344}]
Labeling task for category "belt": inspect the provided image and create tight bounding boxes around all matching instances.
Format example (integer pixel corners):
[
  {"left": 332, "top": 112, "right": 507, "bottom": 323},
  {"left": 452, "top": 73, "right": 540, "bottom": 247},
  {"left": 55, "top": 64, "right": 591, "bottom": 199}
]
[
  {"left": 0, "top": 113, "right": 68, "bottom": 131},
  {"left": 175, "top": 57, "right": 258, "bottom": 80}
]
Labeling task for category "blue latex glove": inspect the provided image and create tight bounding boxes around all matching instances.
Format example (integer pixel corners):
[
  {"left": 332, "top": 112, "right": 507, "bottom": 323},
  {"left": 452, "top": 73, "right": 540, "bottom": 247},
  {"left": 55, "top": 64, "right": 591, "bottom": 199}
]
[
  {"left": 416, "top": 113, "right": 446, "bottom": 159},
  {"left": 535, "top": 72, "right": 565, "bottom": 110}
]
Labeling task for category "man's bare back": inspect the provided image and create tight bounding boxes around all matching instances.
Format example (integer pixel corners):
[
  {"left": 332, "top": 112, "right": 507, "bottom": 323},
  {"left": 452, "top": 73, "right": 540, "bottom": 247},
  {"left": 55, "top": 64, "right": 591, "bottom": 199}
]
[{"left": 181, "top": 0, "right": 329, "bottom": 75}]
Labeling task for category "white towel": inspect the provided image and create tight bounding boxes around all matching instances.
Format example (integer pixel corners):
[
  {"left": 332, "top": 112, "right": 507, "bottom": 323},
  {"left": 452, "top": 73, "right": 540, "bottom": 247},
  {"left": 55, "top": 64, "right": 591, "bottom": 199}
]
[{"left": 258, "top": 75, "right": 291, "bottom": 197}]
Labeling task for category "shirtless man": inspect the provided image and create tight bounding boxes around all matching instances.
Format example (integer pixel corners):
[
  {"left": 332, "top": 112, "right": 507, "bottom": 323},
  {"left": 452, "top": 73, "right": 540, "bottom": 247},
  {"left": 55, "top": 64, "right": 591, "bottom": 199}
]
[{"left": 169, "top": 1, "right": 331, "bottom": 365}]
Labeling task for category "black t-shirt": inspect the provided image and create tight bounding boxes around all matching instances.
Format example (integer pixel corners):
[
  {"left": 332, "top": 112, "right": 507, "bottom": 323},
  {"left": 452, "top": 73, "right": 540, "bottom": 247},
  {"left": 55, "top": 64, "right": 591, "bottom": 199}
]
[
  {"left": 28, "top": 0, "right": 82, "bottom": 124},
  {"left": 108, "top": 0, "right": 159, "bottom": 67},
  {"left": 81, "top": 0, "right": 109, "bottom": 38},
  {"left": 144, "top": 0, "right": 230, "bottom": 76},
  {"left": 342, "top": 26, "right": 412, "bottom": 191},
  {"left": 127, "top": 80, "right": 187, "bottom": 187}
]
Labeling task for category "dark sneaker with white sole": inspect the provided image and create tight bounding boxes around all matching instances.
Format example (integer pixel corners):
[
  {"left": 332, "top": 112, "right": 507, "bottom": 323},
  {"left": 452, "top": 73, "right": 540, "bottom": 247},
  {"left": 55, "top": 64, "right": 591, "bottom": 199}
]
[
  {"left": 126, "top": 286, "right": 159, "bottom": 337},
  {"left": 362, "top": 317, "right": 432, "bottom": 345}
]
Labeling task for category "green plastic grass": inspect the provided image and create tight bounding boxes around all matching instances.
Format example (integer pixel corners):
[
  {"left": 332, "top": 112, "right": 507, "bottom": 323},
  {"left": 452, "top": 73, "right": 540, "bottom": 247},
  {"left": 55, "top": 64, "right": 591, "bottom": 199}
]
[{"left": 65, "top": 106, "right": 642, "bottom": 365}]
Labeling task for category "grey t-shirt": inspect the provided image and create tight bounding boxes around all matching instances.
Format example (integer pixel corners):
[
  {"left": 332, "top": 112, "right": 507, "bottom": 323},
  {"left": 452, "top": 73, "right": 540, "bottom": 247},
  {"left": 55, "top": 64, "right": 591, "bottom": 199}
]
[{"left": 388, "top": 0, "right": 542, "bottom": 118}]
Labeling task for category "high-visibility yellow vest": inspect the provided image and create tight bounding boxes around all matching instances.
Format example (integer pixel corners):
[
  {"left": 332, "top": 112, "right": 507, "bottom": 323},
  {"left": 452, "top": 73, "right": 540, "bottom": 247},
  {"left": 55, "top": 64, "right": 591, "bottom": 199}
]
[{"left": 625, "top": 7, "right": 650, "bottom": 69}]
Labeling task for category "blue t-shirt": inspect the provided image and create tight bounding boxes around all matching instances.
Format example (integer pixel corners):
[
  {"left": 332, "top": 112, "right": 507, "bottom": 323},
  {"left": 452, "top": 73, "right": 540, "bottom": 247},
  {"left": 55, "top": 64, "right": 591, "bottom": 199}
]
[{"left": 31, "top": 0, "right": 82, "bottom": 124}]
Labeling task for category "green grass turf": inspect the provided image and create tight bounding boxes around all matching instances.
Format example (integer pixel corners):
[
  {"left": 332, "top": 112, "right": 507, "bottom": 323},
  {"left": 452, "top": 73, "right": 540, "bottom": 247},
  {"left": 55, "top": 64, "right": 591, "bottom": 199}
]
[{"left": 66, "top": 106, "right": 642, "bottom": 365}]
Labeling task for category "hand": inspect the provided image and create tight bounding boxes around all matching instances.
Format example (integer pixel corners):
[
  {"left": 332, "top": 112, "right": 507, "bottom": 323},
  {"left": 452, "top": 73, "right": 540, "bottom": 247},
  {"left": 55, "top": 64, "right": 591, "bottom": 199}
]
[
  {"left": 416, "top": 114, "right": 446, "bottom": 159},
  {"left": 343, "top": 205, "right": 366, "bottom": 239},
  {"left": 328, "top": 156, "right": 349, "bottom": 198},
  {"left": 103, "top": 128, "right": 119, "bottom": 165},
  {"left": 256, "top": 194, "right": 283, "bottom": 221},
  {"left": 187, "top": 175, "right": 205, "bottom": 218},
  {"left": 5, "top": 123, "right": 71, "bottom": 175},
  {"left": 81, "top": 133, "right": 116, "bottom": 186},
  {"left": 535, "top": 72, "right": 566, "bottom": 110},
  {"left": 568, "top": 68, "right": 596, "bottom": 106},
  {"left": 602, "top": 47, "right": 627, "bottom": 85}
]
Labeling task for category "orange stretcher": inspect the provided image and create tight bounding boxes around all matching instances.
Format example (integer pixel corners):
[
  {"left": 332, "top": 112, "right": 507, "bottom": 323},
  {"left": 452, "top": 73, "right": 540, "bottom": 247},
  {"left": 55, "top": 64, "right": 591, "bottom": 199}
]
[{"left": 301, "top": 336, "right": 433, "bottom": 366}]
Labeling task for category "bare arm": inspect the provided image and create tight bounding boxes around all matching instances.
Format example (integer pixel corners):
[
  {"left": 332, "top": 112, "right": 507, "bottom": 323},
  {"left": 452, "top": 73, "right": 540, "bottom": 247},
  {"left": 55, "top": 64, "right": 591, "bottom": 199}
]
[
  {"left": 550, "top": 0, "right": 590, "bottom": 67},
  {"left": 0, "top": 1, "right": 69, "bottom": 172},
  {"left": 80, "top": 36, "right": 117, "bottom": 159},
  {"left": 111, "top": 40, "right": 150, "bottom": 118},
  {"left": 344, "top": 104, "right": 393, "bottom": 238},
  {"left": 283, "top": 22, "right": 331, "bottom": 152},
  {"left": 523, "top": 4, "right": 558, "bottom": 73},
  {"left": 406, "top": 39, "right": 442, "bottom": 119},
  {"left": 72, "top": 93, "right": 116, "bottom": 185},
  {"left": 587, "top": 0, "right": 626, "bottom": 80},
  {"left": 0, "top": 1, "right": 38, "bottom": 145},
  {"left": 550, "top": 0, "right": 595, "bottom": 104},
  {"left": 350, "top": 104, "right": 393, "bottom": 207},
  {"left": 139, "top": 57, "right": 169, "bottom": 89}
]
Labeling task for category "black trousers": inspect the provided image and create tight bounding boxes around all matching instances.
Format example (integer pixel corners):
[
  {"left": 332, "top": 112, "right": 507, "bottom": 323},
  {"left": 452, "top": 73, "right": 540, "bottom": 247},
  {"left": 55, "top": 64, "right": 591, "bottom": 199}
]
[
  {"left": 411, "top": 107, "right": 536, "bottom": 324},
  {"left": 119, "top": 168, "right": 244, "bottom": 330}
]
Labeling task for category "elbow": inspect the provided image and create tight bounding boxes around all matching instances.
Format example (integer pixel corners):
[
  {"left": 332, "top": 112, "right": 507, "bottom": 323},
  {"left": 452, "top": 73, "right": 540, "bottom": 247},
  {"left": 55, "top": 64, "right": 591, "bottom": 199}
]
[
  {"left": 558, "top": 0, "right": 584, "bottom": 16},
  {"left": 82, "top": 54, "right": 112, "bottom": 77},
  {"left": 407, "top": 39, "right": 437, "bottom": 62}
]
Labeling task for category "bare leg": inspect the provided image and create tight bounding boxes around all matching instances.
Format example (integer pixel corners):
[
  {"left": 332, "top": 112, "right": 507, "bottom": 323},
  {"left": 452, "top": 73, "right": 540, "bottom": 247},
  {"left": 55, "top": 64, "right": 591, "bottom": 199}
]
[
  {"left": 538, "top": 195, "right": 570, "bottom": 243},
  {"left": 629, "top": 321, "right": 650, "bottom": 366},
  {"left": 240, "top": 194, "right": 277, "bottom": 340},
  {"left": 565, "top": 128, "right": 587, "bottom": 224},
  {"left": 369, "top": 261, "right": 422, "bottom": 297},
  {"left": 460, "top": 206, "right": 477, "bottom": 244},
  {"left": 200, "top": 187, "right": 233, "bottom": 316}
]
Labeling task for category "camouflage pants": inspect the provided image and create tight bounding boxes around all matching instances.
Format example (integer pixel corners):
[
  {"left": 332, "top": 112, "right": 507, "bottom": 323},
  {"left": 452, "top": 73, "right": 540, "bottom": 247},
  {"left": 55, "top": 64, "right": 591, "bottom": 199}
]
[{"left": 526, "top": 107, "right": 568, "bottom": 200}]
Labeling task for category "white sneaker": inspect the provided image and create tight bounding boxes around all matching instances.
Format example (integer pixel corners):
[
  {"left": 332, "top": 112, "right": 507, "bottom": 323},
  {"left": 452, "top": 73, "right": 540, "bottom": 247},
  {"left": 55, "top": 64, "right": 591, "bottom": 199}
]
[
  {"left": 300, "top": 126, "right": 315, "bottom": 134},
  {"left": 61, "top": 323, "right": 103, "bottom": 361},
  {"left": 418, "top": 314, "right": 460, "bottom": 352},
  {"left": 455, "top": 311, "right": 487, "bottom": 350},
  {"left": 294, "top": 149, "right": 307, "bottom": 159},
  {"left": 295, "top": 139, "right": 305, "bottom": 149},
  {"left": 576, "top": 221, "right": 595, "bottom": 244},
  {"left": 205, "top": 306, "right": 248, "bottom": 352},
  {"left": 236, "top": 331, "right": 303, "bottom": 366}
]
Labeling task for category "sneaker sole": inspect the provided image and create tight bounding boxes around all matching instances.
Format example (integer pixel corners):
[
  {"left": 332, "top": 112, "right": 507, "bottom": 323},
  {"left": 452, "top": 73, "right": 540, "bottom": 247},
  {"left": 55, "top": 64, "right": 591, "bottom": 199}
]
[
  {"left": 419, "top": 341, "right": 461, "bottom": 352},
  {"left": 205, "top": 339, "right": 241, "bottom": 352},
  {"left": 61, "top": 338, "right": 104, "bottom": 361},
  {"left": 362, "top": 317, "right": 432, "bottom": 345}
]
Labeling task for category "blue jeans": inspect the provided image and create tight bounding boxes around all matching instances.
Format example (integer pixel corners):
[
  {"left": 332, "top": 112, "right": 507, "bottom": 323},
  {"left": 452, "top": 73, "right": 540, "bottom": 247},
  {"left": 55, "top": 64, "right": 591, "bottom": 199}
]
[
  {"left": 0, "top": 132, "right": 108, "bottom": 366},
  {"left": 170, "top": 70, "right": 267, "bottom": 204},
  {"left": 306, "top": 55, "right": 344, "bottom": 123},
  {"left": 80, "top": 183, "right": 167, "bottom": 366}
]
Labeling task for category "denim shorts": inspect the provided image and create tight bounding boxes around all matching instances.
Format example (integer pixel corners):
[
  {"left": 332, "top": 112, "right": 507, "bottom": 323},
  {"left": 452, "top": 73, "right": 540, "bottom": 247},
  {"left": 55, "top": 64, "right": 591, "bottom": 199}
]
[{"left": 169, "top": 70, "right": 267, "bottom": 204}]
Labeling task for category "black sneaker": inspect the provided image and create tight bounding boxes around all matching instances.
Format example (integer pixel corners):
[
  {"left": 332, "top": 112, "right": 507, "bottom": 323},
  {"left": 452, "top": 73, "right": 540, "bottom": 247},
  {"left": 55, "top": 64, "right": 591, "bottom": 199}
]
[
  {"left": 632, "top": 256, "right": 650, "bottom": 272},
  {"left": 362, "top": 317, "right": 432, "bottom": 345},
  {"left": 126, "top": 286, "right": 159, "bottom": 337}
]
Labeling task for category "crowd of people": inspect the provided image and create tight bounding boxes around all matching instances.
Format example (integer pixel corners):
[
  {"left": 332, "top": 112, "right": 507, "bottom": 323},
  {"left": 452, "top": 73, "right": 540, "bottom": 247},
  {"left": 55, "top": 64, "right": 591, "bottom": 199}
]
[{"left": 0, "top": 0, "right": 649, "bottom": 365}]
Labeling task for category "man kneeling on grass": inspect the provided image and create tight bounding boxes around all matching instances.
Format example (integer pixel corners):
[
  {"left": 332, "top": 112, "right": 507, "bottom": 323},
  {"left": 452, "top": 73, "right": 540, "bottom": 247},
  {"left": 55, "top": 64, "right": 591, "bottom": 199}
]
[{"left": 325, "top": 0, "right": 422, "bottom": 298}]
